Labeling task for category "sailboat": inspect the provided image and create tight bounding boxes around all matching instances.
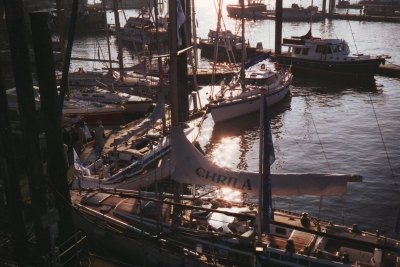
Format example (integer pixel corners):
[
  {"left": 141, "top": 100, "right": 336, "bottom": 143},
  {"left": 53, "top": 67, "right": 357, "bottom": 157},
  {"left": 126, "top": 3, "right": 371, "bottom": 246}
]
[
  {"left": 6, "top": 86, "right": 124, "bottom": 125},
  {"left": 68, "top": 2, "right": 400, "bottom": 266},
  {"left": 203, "top": 1, "right": 292, "bottom": 123},
  {"left": 69, "top": 86, "right": 153, "bottom": 114},
  {"left": 68, "top": 64, "right": 400, "bottom": 267}
]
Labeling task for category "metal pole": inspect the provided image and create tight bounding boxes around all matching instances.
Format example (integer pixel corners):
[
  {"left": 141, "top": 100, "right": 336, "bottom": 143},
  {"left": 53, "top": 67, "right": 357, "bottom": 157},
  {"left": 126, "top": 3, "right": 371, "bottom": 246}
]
[
  {"left": 103, "top": 0, "right": 114, "bottom": 91},
  {"left": 240, "top": 0, "right": 245, "bottom": 90},
  {"left": 30, "top": 10, "right": 74, "bottom": 242},
  {"left": 113, "top": 0, "right": 124, "bottom": 81},
  {"left": 58, "top": 0, "right": 79, "bottom": 113},
  {"left": 257, "top": 88, "right": 265, "bottom": 244},
  {"left": 275, "top": 0, "right": 283, "bottom": 55},
  {"left": 3, "top": 0, "right": 51, "bottom": 256}
]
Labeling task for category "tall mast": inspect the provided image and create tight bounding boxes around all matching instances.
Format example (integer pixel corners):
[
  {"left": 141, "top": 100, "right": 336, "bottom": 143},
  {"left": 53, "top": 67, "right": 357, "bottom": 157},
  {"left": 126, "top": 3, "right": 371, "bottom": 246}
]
[
  {"left": 310, "top": 0, "right": 314, "bottom": 32},
  {"left": 241, "top": 0, "right": 245, "bottom": 90},
  {"left": 113, "top": 0, "right": 124, "bottom": 81},
  {"left": 258, "top": 88, "right": 265, "bottom": 247},
  {"left": 103, "top": 0, "right": 114, "bottom": 91}
]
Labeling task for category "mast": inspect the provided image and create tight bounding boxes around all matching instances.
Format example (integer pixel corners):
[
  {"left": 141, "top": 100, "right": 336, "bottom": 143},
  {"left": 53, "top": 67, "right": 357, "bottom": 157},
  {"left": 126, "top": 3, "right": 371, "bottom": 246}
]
[
  {"left": 257, "top": 88, "right": 265, "bottom": 246},
  {"left": 275, "top": 0, "right": 283, "bottom": 55},
  {"left": 211, "top": 0, "right": 223, "bottom": 89},
  {"left": 103, "top": 0, "right": 114, "bottom": 91},
  {"left": 310, "top": 0, "right": 314, "bottom": 33},
  {"left": 240, "top": 0, "right": 245, "bottom": 90},
  {"left": 113, "top": 0, "right": 124, "bottom": 81}
]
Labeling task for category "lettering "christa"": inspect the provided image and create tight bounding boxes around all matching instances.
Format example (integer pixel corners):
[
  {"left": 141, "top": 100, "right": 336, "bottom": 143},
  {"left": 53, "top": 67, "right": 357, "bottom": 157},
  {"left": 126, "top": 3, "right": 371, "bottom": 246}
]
[{"left": 195, "top": 167, "right": 252, "bottom": 191}]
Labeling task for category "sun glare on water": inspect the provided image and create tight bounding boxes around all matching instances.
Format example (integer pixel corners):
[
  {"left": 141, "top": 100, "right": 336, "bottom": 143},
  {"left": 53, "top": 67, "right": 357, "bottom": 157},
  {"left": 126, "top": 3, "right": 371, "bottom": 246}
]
[
  {"left": 216, "top": 187, "right": 243, "bottom": 203},
  {"left": 211, "top": 137, "right": 240, "bottom": 168}
]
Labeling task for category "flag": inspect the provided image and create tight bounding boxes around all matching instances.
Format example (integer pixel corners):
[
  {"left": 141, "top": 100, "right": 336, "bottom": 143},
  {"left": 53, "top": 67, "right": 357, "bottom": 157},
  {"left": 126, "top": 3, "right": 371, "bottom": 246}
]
[
  {"left": 98, "top": 48, "right": 100, "bottom": 60},
  {"left": 252, "top": 10, "right": 256, "bottom": 22},
  {"left": 176, "top": 0, "right": 185, "bottom": 46},
  {"left": 73, "top": 148, "right": 91, "bottom": 176},
  {"left": 262, "top": 96, "right": 275, "bottom": 233},
  {"left": 196, "top": 18, "right": 198, "bottom": 28}
]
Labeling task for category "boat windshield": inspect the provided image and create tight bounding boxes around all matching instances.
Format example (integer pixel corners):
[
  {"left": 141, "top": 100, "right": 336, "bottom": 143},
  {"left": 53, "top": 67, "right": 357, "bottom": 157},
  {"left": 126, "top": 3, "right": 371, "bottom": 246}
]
[{"left": 245, "top": 75, "right": 277, "bottom": 86}]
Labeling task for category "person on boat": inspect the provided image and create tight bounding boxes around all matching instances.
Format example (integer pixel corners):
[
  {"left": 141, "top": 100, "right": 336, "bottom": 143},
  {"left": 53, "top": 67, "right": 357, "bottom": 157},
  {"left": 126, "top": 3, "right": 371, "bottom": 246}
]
[
  {"left": 94, "top": 120, "right": 106, "bottom": 157},
  {"left": 75, "top": 123, "right": 85, "bottom": 153},
  {"left": 70, "top": 125, "right": 79, "bottom": 154},
  {"left": 71, "top": 113, "right": 81, "bottom": 124}
]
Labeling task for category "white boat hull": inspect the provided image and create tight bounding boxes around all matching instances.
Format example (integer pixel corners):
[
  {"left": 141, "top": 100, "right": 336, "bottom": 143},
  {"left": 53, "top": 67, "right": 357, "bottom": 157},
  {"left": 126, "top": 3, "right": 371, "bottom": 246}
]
[{"left": 210, "top": 82, "right": 290, "bottom": 123}]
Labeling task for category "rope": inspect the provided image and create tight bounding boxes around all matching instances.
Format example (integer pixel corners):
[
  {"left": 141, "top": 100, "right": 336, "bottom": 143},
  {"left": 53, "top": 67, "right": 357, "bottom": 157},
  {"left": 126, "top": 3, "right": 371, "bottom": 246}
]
[
  {"left": 385, "top": 60, "right": 400, "bottom": 68},
  {"left": 368, "top": 93, "right": 400, "bottom": 199},
  {"left": 281, "top": 125, "right": 320, "bottom": 170},
  {"left": 347, "top": 21, "right": 359, "bottom": 55},
  {"left": 308, "top": 111, "right": 332, "bottom": 173}
]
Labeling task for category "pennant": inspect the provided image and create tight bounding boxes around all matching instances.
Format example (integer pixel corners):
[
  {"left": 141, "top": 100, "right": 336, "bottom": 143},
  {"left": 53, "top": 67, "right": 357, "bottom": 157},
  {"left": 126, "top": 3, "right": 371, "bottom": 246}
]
[
  {"left": 73, "top": 148, "right": 91, "bottom": 176},
  {"left": 176, "top": 0, "right": 185, "bottom": 46}
]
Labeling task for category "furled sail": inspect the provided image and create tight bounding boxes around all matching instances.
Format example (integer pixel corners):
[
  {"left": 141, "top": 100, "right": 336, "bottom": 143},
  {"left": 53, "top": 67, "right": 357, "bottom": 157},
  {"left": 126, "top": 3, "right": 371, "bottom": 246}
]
[
  {"left": 170, "top": 127, "right": 350, "bottom": 196},
  {"left": 113, "top": 93, "right": 164, "bottom": 145}
]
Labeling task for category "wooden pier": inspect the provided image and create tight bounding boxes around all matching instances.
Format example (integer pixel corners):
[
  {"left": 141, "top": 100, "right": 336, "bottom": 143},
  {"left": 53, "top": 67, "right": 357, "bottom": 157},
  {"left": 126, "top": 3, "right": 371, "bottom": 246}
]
[
  {"left": 377, "top": 63, "right": 400, "bottom": 78},
  {"left": 325, "top": 13, "right": 400, "bottom": 23}
]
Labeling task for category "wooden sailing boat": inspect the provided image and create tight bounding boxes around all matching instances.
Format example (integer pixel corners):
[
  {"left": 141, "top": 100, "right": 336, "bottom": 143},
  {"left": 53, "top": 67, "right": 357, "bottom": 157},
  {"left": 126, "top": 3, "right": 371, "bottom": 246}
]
[
  {"left": 68, "top": 1, "right": 400, "bottom": 266},
  {"left": 203, "top": 1, "right": 293, "bottom": 123}
]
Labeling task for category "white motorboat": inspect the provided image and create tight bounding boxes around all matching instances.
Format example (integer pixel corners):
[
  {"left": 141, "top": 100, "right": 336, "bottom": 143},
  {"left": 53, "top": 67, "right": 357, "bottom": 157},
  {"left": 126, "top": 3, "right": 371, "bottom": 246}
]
[
  {"left": 69, "top": 86, "right": 153, "bottom": 114},
  {"left": 110, "top": 15, "right": 168, "bottom": 46},
  {"left": 199, "top": 29, "right": 264, "bottom": 60},
  {"left": 7, "top": 87, "right": 124, "bottom": 124},
  {"left": 62, "top": 68, "right": 161, "bottom": 97},
  {"left": 276, "top": 29, "right": 387, "bottom": 77}
]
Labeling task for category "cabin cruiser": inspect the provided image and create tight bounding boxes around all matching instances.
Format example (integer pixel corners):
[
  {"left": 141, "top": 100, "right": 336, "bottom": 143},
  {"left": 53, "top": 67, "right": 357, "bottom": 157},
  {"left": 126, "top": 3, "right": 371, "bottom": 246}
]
[{"left": 276, "top": 30, "right": 387, "bottom": 77}]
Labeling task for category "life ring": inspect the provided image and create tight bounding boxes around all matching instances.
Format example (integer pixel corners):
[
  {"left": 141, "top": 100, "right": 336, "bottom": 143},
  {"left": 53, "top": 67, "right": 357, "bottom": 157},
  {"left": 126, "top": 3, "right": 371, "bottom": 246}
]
[{"left": 261, "top": 64, "right": 266, "bottom": 70}]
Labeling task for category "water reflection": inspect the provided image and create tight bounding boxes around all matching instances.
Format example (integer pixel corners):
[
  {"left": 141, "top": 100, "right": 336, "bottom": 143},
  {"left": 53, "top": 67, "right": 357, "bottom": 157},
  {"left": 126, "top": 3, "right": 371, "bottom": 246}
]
[
  {"left": 200, "top": 93, "right": 292, "bottom": 171},
  {"left": 291, "top": 74, "right": 381, "bottom": 94}
]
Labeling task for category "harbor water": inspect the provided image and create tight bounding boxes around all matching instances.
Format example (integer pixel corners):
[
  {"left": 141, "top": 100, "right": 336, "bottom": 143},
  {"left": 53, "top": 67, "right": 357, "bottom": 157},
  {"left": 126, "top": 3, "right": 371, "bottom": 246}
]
[
  {"left": 194, "top": 0, "right": 400, "bottom": 233},
  {"left": 3, "top": 0, "right": 400, "bottom": 234}
]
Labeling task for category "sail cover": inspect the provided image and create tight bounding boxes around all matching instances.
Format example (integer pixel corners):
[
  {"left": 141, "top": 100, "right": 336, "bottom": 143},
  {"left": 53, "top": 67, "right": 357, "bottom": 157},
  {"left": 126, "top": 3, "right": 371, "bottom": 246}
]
[
  {"left": 171, "top": 127, "right": 349, "bottom": 196},
  {"left": 244, "top": 51, "right": 271, "bottom": 69},
  {"left": 113, "top": 93, "right": 164, "bottom": 145}
]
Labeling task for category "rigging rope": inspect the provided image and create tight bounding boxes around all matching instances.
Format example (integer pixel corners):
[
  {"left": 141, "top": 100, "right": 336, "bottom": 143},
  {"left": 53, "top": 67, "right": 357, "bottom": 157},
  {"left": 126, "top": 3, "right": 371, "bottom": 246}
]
[
  {"left": 368, "top": 93, "right": 400, "bottom": 199},
  {"left": 347, "top": 21, "right": 359, "bottom": 55},
  {"left": 308, "top": 111, "right": 332, "bottom": 174}
]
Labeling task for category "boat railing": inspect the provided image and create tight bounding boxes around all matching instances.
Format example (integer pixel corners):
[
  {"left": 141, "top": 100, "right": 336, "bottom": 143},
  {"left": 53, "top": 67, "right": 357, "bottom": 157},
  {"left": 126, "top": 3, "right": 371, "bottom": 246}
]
[{"left": 45, "top": 231, "right": 88, "bottom": 267}]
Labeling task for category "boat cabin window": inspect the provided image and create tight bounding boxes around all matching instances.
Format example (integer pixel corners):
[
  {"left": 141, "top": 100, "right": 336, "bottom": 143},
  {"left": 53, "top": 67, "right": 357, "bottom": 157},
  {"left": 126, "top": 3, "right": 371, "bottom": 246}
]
[
  {"left": 294, "top": 47, "right": 301, "bottom": 54},
  {"left": 82, "top": 94, "right": 89, "bottom": 97},
  {"left": 93, "top": 95, "right": 105, "bottom": 98},
  {"left": 302, "top": 48, "right": 309, "bottom": 55},
  {"left": 245, "top": 75, "right": 277, "bottom": 86},
  {"left": 316, "top": 45, "right": 331, "bottom": 54},
  {"left": 269, "top": 252, "right": 281, "bottom": 259},
  {"left": 275, "top": 227, "right": 287, "bottom": 235},
  {"left": 298, "top": 258, "right": 310, "bottom": 266}
]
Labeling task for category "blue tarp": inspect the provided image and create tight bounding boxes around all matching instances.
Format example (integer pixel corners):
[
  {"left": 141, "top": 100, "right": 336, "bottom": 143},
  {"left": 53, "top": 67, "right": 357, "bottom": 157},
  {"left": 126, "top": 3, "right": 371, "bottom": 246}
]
[{"left": 244, "top": 51, "right": 271, "bottom": 69}]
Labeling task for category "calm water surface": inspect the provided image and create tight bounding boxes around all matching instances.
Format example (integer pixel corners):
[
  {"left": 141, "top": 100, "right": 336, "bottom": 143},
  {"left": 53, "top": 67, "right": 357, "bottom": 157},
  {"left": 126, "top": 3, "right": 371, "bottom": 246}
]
[{"left": 193, "top": 0, "right": 400, "bottom": 233}]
